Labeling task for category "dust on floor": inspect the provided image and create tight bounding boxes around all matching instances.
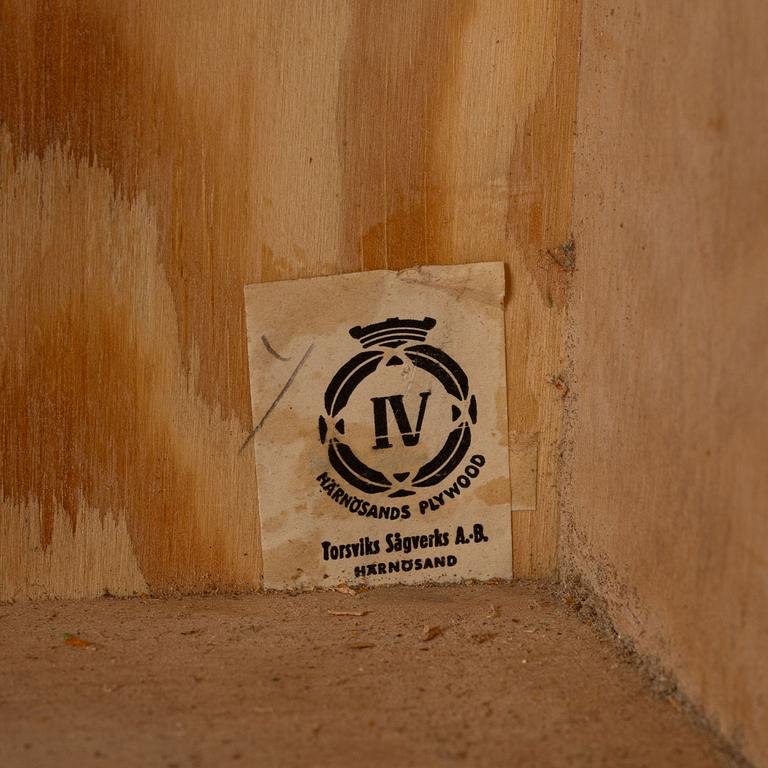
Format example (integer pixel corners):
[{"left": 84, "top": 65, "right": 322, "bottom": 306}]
[{"left": 0, "top": 582, "right": 737, "bottom": 767}]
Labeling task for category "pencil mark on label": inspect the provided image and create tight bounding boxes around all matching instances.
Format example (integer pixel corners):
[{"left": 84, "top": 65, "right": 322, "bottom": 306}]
[
  {"left": 241, "top": 343, "right": 314, "bottom": 454},
  {"left": 318, "top": 318, "right": 478, "bottom": 500},
  {"left": 261, "top": 334, "right": 292, "bottom": 362}
]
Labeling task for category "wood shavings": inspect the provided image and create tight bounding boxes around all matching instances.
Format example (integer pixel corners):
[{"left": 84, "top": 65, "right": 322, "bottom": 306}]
[
  {"left": 421, "top": 625, "right": 444, "bottom": 642},
  {"left": 64, "top": 633, "right": 95, "bottom": 649},
  {"left": 333, "top": 585, "right": 360, "bottom": 596}
]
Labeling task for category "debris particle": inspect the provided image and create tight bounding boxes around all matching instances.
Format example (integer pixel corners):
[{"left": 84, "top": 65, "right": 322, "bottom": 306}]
[
  {"left": 486, "top": 604, "right": 501, "bottom": 618},
  {"left": 565, "top": 595, "right": 583, "bottom": 611},
  {"left": 547, "top": 238, "right": 576, "bottom": 271},
  {"left": 348, "top": 642, "right": 374, "bottom": 650},
  {"left": 550, "top": 375, "right": 570, "bottom": 398},
  {"left": 327, "top": 610, "right": 369, "bottom": 617},
  {"left": 334, "top": 585, "right": 360, "bottom": 596},
  {"left": 64, "top": 633, "right": 95, "bottom": 649},
  {"left": 421, "top": 625, "right": 444, "bottom": 642}
]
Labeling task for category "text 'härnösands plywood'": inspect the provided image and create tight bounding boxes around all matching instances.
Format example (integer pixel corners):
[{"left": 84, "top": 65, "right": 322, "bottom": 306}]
[{"left": 245, "top": 263, "right": 511, "bottom": 590}]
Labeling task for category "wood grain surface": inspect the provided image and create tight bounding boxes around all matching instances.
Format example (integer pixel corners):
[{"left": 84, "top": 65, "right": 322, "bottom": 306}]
[
  {"left": 0, "top": 1, "right": 579, "bottom": 598},
  {"left": 568, "top": 2, "right": 768, "bottom": 765}
]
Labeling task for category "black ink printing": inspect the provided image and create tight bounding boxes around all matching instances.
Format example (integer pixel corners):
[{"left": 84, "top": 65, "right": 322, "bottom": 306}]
[{"left": 318, "top": 317, "right": 477, "bottom": 498}]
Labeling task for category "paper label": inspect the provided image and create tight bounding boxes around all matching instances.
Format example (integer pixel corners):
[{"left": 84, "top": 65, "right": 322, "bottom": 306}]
[{"left": 244, "top": 263, "right": 511, "bottom": 589}]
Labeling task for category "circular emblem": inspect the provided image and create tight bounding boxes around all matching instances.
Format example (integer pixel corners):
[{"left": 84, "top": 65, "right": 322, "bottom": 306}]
[{"left": 318, "top": 317, "right": 477, "bottom": 499}]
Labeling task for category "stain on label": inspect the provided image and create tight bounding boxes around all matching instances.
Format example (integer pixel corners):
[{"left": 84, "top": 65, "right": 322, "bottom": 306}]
[{"left": 244, "top": 263, "right": 511, "bottom": 590}]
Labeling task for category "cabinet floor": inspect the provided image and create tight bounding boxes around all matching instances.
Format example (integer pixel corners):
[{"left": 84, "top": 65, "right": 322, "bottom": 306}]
[{"left": 0, "top": 582, "right": 736, "bottom": 767}]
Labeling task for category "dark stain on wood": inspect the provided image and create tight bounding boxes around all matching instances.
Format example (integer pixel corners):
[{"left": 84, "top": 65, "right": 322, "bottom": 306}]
[{"left": 337, "top": 0, "right": 475, "bottom": 273}]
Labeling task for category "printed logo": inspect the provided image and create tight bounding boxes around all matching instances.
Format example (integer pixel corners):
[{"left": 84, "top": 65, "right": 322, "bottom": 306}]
[{"left": 319, "top": 317, "right": 477, "bottom": 499}]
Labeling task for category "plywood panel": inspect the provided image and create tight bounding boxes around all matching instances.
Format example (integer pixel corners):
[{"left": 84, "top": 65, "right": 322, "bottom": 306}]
[
  {"left": 0, "top": 0, "right": 579, "bottom": 598},
  {"left": 568, "top": 2, "right": 768, "bottom": 764}
]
